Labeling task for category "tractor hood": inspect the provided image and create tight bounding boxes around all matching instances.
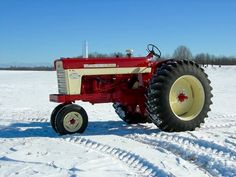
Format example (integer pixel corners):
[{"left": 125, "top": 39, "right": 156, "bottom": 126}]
[{"left": 54, "top": 56, "right": 151, "bottom": 70}]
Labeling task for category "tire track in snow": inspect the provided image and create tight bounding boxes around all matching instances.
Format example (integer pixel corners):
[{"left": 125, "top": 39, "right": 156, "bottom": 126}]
[
  {"left": 2, "top": 115, "right": 236, "bottom": 176},
  {"left": 200, "top": 114, "right": 236, "bottom": 130},
  {"left": 57, "top": 135, "right": 171, "bottom": 177},
  {"left": 155, "top": 133, "right": 236, "bottom": 161},
  {"left": 208, "top": 114, "right": 236, "bottom": 120},
  {"left": 125, "top": 133, "right": 236, "bottom": 177},
  {"left": 0, "top": 109, "right": 51, "bottom": 121},
  {"left": 224, "top": 139, "right": 236, "bottom": 151},
  {"left": 3, "top": 115, "right": 236, "bottom": 158},
  {"left": 1, "top": 118, "right": 49, "bottom": 123},
  {"left": 0, "top": 118, "right": 171, "bottom": 176},
  {"left": 201, "top": 122, "right": 236, "bottom": 130},
  {"left": 4, "top": 115, "right": 236, "bottom": 155}
]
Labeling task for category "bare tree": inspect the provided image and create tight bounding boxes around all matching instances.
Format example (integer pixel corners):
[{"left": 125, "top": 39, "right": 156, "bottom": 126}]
[{"left": 173, "top": 45, "right": 193, "bottom": 60}]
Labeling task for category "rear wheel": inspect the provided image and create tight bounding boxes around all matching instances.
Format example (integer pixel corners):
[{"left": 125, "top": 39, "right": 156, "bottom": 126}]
[
  {"left": 55, "top": 104, "right": 88, "bottom": 135},
  {"left": 146, "top": 60, "right": 213, "bottom": 131}
]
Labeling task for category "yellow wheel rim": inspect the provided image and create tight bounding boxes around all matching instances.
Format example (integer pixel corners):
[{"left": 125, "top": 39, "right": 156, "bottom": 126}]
[
  {"left": 63, "top": 111, "right": 83, "bottom": 132},
  {"left": 169, "top": 75, "right": 205, "bottom": 121}
]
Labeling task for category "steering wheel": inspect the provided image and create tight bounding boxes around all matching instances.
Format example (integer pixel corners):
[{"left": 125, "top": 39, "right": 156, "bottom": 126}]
[{"left": 147, "top": 44, "right": 161, "bottom": 58}]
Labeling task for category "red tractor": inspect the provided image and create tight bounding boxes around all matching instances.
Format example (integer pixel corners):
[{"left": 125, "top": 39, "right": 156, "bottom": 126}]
[{"left": 49, "top": 44, "right": 212, "bottom": 135}]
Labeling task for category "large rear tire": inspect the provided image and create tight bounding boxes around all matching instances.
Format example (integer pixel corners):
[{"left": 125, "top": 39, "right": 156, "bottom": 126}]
[{"left": 146, "top": 60, "right": 213, "bottom": 131}]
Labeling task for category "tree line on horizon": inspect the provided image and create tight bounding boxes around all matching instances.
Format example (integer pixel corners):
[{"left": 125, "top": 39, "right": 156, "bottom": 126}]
[
  {"left": 0, "top": 66, "right": 54, "bottom": 71},
  {"left": 172, "top": 45, "right": 236, "bottom": 66},
  {"left": 0, "top": 46, "right": 235, "bottom": 70},
  {"left": 82, "top": 46, "right": 236, "bottom": 66}
]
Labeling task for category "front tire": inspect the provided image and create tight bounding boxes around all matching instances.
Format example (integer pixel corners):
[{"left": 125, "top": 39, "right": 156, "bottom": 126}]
[
  {"left": 55, "top": 104, "right": 88, "bottom": 135},
  {"left": 146, "top": 60, "right": 213, "bottom": 131},
  {"left": 50, "top": 103, "right": 69, "bottom": 133}
]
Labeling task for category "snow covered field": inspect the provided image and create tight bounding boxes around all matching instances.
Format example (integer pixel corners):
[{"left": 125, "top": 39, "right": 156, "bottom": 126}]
[{"left": 0, "top": 66, "right": 236, "bottom": 177}]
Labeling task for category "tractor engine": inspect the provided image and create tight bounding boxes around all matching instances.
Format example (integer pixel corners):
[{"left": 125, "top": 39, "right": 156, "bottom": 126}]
[{"left": 53, "top": 56, "right": 156, "bottom": 122}]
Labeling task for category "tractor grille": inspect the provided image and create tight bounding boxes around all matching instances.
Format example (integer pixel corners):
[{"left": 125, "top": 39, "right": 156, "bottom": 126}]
[{"left": 56, "top": 61, "right": 68, "bottom": 94}]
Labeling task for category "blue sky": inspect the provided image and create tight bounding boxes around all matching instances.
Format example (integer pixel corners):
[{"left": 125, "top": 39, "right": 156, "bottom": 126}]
[{"left": 0, "top": 0, "right": 236, "bottom": 65}]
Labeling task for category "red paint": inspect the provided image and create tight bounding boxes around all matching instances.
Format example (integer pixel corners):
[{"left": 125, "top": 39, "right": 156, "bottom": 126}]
[
  {"left": 55, "top": 57, "right": 150, "bottom": 69},
  {"left": 69, "top": 118, "right": 76, "bottom": 125},
  {"left": 50, "top": 54, "right": 173, "bottom": 117},
  {"left": 178, "top": 93, "right": 188, "bottom": 102}
]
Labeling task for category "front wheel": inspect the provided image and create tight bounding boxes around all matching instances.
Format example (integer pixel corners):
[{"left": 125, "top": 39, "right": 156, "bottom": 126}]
[
  {"left": 50, "top": 103, "right": 70, "bottom": 133},
  {"left": 55, "top": 104, "right": 88, "bottom": 135},
  {"left": 146, "top": 60, "right": 213, "bottom": 132}
]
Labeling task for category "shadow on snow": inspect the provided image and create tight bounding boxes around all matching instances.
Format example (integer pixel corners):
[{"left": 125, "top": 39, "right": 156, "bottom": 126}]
[{"left": 0, "top": 119, "right": 160, "bottom": 138}]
